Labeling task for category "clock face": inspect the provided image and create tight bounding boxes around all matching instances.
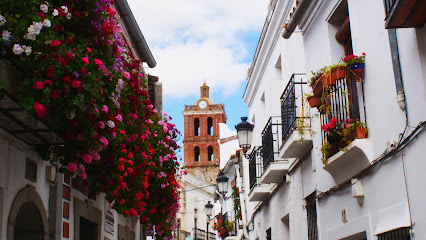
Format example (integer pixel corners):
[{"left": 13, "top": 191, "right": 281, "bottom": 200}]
[{"left": 198, "top": 100, "right": 207, "bottom": 109}]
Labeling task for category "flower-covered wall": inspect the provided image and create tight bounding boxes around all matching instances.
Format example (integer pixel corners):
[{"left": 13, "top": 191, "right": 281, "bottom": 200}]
[{"left": 0, "top": 0, "right": 181, "bottom": 238}]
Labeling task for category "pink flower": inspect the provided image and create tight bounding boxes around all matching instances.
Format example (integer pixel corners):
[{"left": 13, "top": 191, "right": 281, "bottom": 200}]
[
  {"left": 82, "top": 57, "right": 89, "bottom": 64},
  {"left": 33, "top": 81, "right": 44, "bottom": 90},
  {"left": 107, "top": 120, "right": 115, "bottom": 128},
  {"left": 66, "top": 163, "right": 77, "bottom": 172},
  {"left": 101, "top": 105, "right": 108, "bottom": 113},
  {"left": 116, "top": 114, "right": 123, "bottom": 122},
  {"left": 83, "top": 154, "right": 93, "bottom": 163},
  {"left": 94, "top": 59, "right": 103, "bottom": 66},
  {"left": 100, "top": 137, "right": 108, "bottom": 146},
  {"left": 161, "top": 184, "right": 166, "bottom": 189},
  {"left": 90, "top": 150, "right": 100, "bottom": 160},
  {"left": 71, "top": 80, "right": 81, "bottom": 88},
  {"left": 86, "top": 47, "right": 91, "bottom": 53},
  {"left": 123, "top": 71, "right": 130, "bottom": 80},
  {"left": 33, "top": 102, "right": 47, "bottom": 118},
  {"left": 99, "top": 121, "right": 105, "bottom": 129}
]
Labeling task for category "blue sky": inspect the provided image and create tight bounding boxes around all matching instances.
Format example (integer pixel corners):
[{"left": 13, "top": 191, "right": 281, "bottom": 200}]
[{"left": 127, "top": 0, "right": 268, "bottom": 160}]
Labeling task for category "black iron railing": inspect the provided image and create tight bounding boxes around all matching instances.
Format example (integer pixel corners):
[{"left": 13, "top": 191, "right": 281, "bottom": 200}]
[
  {"left": 261, "top": 117, "right": 282, "bottom": 170},
  {"left": 249, "top": 146, "right": 263, "bottom": 190},
  {"left": 306, "top": 192, "right": 318, "bottom": 240},
  {"left": 320, "top": 74, "right": 361, "bottom": 144},
  {"left": 280, "top": 73, "right": 308, "bottom": 143},
  {"left": 377, "top": 227, "right": 411, "bottom": 240}
]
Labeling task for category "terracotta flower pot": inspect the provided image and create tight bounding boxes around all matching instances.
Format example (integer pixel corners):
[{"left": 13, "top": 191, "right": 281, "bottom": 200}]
[
  {"left": 331, "top": 66, "right": 346, "bottom": 81},
  {"left": 322, "top": 74, "right": 337, "bottom": 86},
  {"left": 312, "top": 80, "right": 323, "bottom": 97},
  {"left": 349, "top": 63, "right": 364, "bottom": 82},
  {"left": 356, "top": 126, "right": 367, "bottom": 139},
  {"left": 307, "top": 96, "right": 321, "bottom": 108}
]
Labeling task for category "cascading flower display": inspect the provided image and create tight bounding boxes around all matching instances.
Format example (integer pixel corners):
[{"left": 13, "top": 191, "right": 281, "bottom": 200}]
[{"left": 0, "top": 0, "right": 181, "bottom": 238}]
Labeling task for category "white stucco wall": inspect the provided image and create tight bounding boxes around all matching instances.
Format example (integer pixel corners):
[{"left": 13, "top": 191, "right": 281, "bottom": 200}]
[{"left": 241, "top": 0, "right": 426, "bottom": 239}]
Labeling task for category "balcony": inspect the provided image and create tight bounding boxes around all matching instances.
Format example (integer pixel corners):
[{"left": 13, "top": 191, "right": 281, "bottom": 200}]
[
  {"left": 0, "top": 59, "right": 63, "bottom": 146},
  {"left": 319, "top": 71, "right": 372, "bottom": 184},
  {"left": 384, "top": 0, "right": 426, "bottom": 29},
  {"left": 259, "top": 117, "right": 290, "bottom": 184},
  {"left": 279, "top": 74, "right": 313, "bottom": 159},
  {"left": 248, "top": 147, "right": 271, "bottom": 202}
]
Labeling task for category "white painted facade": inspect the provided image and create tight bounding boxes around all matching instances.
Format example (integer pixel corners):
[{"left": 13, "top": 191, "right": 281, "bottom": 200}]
[
  {"left": 178, "top": 171, "right": 216, "bottom": 240},
  {"left": 239, "top": 0, "right": 426, "bottom": 240}
]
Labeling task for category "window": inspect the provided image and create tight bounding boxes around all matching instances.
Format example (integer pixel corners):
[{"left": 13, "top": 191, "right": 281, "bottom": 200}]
[
  {"left": 25, "top": 158, "right": 37, "bottom": 182},
  {"left": 194, "top": 118, "right": 200, "bottom": 136},
  {"left": 194, "top": 147, "right": 200, "bottom": 162},
  {"left": 306, "top": 192, "right": 318, "bottom": 240},
  {"left": 266, "top": 228, "right": 272, "bottom": 240},
  {"left": 378, "top": 227, "right": 411, "bottom": 240},
  {"left": 80, "top": 217, "right": 98, "bottom": 240},
  {"left": 207, "top": 117, "right": 213, "bottom": 135},
  {"left": 208, "top": 146, "right": 214, "bottom": 161}
]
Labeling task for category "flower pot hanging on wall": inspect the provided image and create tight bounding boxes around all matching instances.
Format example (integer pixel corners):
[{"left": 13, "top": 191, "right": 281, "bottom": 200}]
[
  {"left": 331, "top": 66, "right": 346, "bottom": 81},
  {"left": 308, "top": 96, "right": 321, "bottom": 108},
  {"left": 322, "top": 74, "right": 337, "bottom": 86},
  {"left": 349, "top": 63, "right": 364, "bottom": 82},
  {"left": 312, "top": 80, "right": 323, "bottom": 97}
]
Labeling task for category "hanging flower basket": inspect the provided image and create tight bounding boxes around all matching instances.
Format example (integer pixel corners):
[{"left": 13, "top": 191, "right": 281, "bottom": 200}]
[
  {"left": 307, "top": 96, "right": 321, "bottom": 108},
  {"left": 349, "top": 63, "right": 364, "bottom": 82},
  {"left": 331, "top": 65, "right": 346, "bottom": 81},
  {"left": 312, "top": 79, "right": 323, "bottom": 97},
  {"left": 322, "top": 73, "right": 337, "bottom": 86}
]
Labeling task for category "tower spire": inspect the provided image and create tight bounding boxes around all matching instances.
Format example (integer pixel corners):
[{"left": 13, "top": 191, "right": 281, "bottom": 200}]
[{"left": 200, "top": 82, "right": 209, "bottom": 98}]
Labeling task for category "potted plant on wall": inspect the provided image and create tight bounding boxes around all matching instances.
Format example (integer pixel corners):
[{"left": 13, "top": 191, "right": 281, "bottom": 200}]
[
  {"left": 343, "top": 53, "right": 366, "bottom": 82},
  {"left": 310, "top": 68, "right": 325, "bottom": 97},
  {"left": 305, "top": 93, "right": 321, "bottom": 109},
  {"left": 355, "top": 120, "right": 368, "bottom": 139}
]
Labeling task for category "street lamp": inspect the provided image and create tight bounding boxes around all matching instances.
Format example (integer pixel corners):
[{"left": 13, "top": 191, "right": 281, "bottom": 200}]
[
  {"left": 205, "top": 201, "right": 213, "bottom": 240},
  {"left": 235, "top": 116, "right": 254, "bottom": 158},
  {"left": 217, "top": 172, "right": 229, "bottom": 197}
]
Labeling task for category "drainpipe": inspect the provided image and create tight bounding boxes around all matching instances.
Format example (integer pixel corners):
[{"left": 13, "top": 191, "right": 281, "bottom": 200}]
[
  {"left": 282, "top": 0, "right": 313, "bottom": 39},
  {"left": 115, "top": 0, "right": 157, "bottom": 68},
  {"left": 387, "top": 29, "right": 408, "bottom": 114}
]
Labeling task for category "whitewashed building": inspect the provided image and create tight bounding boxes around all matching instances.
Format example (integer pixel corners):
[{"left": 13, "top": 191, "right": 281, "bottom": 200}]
[
  {"left": 0, "top": 1, "right": 161, "bottom": 240},
  {"left": 239, "top": 0, "right": 426, "bottom": 240}
]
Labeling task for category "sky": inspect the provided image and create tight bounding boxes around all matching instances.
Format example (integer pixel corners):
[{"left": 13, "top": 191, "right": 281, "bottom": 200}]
[{"left": 127, "top": 0, "right": 269, "bottom": 160}]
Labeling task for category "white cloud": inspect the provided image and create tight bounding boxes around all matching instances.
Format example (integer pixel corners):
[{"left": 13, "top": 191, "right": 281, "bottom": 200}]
[{"left": 127, "top": 0, "right": 268, "bottom": 98}]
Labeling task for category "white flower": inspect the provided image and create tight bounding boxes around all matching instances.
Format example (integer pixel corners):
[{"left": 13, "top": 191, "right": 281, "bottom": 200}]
[
  {"left": 42, "top": 19, "right": 51, "bottom": 28},
  {"left": 107, "top": 120, "right": 115, "bottom": 128},
  {"left": 61, "top": 6, "right": 68, "bottom": 13},
  {"left": 0, "top": 14, "right": 5, "bottom": 26},
  {"left": 25, "top": 21, "right": 43, "bottom": 41},
  {"left": 66, "top": 12, "right": 72, "bottom": 20},
  {"left": 40, "top": 4, "right": 48, "bottom": 13},
  {"left": 1, "top": 30, "right": 11, "bottom": 41},
  {"left": 12, "top": 44, "right": 24, "bottom": 55},
  {"left": 23, "top": 45, "right": 32, "bottom": 56},
  {"left": 52, "top": 9, "right": 58, "bottom": 16}
]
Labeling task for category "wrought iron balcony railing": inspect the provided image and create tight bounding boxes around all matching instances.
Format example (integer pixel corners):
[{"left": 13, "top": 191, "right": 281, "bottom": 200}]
[
  {"left": 261, "top": 117, "right": 283, "bottom": 170},
  {"left": 383, "top": 0, "right": 426, "bottom": 28},
  {"left": 249, "top": 146, "right": 263, "bottom": 190},
  {"left": 320, "top": 72, "right": 363, "bottom": 156},
  {"left": 280, "top": 73, "right": 309, "bottom": 143}
]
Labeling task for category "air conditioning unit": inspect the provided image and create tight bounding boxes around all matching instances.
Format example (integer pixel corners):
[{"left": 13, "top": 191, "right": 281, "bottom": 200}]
[{"left": 45, "top": 165, "right": 56, "bottom": 183}]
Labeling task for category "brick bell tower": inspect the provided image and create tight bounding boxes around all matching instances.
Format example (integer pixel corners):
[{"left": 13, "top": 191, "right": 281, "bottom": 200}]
[{"left": 183, "top": 83, "right": 226, "bottom": 183}]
